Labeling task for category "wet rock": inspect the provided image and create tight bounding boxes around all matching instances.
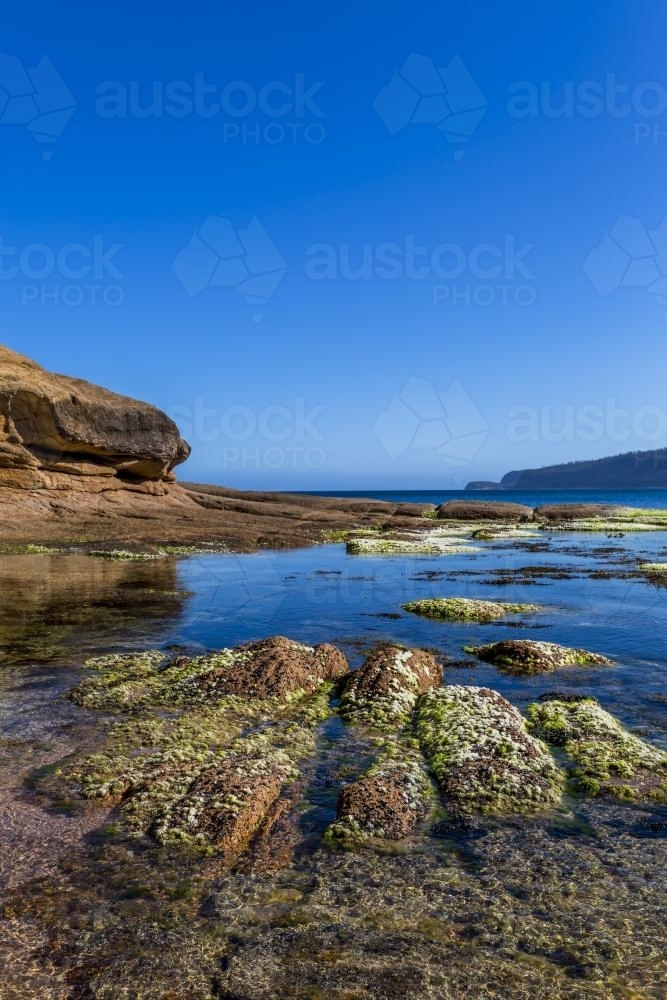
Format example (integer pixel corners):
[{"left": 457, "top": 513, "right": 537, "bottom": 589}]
[
  {"left": 436, "top": 500, "right": 534, "bottom": 522},
  {"left": 71, "top": 636, "right": 348, "bottom": 711},
  {"left": 417, "top": 686, "right": 564, "bottom": 816},
  {"left": 177, "top": 636, "right": 349, "bottom": 702},
  {"left": 339, "top": 645, "right": 441, "bottom": 727},
  {"left": 63, "top": 684, "right": 333, "bottom": 854},
  {"left": 464, "top": 639, "right": 612, "bottom": 675},
  {"left": 403, "top": 597, "right": 540, "bottom": 623},
  {"left": 526, "top": 697, "right": 667, "bottom": 801},
  {"left": 149, "top": 752, "right": 292, "bottom": 859},
  {"left": 346, "top": 530, "right": 477, "bottom": 556},
  {"left": 535, "top": 503, "right": 667, "bottom": 531},
  {"left": 326, "top": 745, "right": 431, "bottom": 844}
]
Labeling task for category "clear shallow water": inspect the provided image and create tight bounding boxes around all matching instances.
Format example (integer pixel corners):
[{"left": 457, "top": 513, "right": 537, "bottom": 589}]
[{"left": 0, "top": 533, "right": 666, "bottom": 998}]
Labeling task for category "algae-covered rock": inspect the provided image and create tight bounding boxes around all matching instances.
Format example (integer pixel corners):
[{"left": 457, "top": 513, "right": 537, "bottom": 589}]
[
  {"left": 71, "top": 636, "right": 349, "bottom": 711},
  {"left": 638, "top": 562, "right": 667, "bottom": 577},
  {"left": 416, "top": 686, "right": 564, "bottom": 816},
  {"left": 325, "top": 744, "right": 431, "bottom": 845},
  {"left": 464, "top": 639, "right": 612, "bottom": 675},
  {"left": 346, "top": 532, "right": 477, "bottom": 556},
  {"left": 339, "top": 646, "right": 441, "bottom": 727},
  {"left": 63, "top": 684, "right": 333, "bottom": 855},
  {"left": 403, "top": 597, "right": 540, "bottom": 623},
  {"left": 536, "top": 504, "right": 667, "bottom": 532},
  {"left": 56, "top": 637, "right": 349, "bottom": 856},
  {"left": 526, "top": 697, "right": 667, "bottom": 801}
]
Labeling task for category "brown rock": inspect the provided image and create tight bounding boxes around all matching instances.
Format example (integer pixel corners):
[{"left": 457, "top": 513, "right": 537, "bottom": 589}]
[
  {"left": 0, "top": 345, "right": 189, "bottom": 481},
  {"left": 340, "top": 645, "right": 441, "bottom": 725},
  {"left": 150, "top": 755, "right": 288, "bottom": 863},
  {"left": 436, "top": 499, "right": 534, "bottom": 522},
  {"left": 535, "top": 503, "right": 624, "bottom": 522},
  {"left": 335, "top": 754, "right": 429, "bottom": 839},
  {"left": 186, "top": 636, "right": 349, "bottom": 701},
  {"left": 0, "top": 349, "right": 477, "bottom": 552}
]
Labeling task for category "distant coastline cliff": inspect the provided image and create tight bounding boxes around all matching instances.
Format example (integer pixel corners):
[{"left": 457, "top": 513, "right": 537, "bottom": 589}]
[{"left": 466, "top": 449, "right": 667, "bottom": 490}]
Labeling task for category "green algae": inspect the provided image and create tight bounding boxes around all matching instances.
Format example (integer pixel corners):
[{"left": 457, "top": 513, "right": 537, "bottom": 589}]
[
  {"left": 416, "top": 686, "right": 564, "bottom": 816},
  {"left": 464, "top": 639, "right": 613, "bottom": 675},
  {"left": 87, "top": 549, "right": 166, "bottom": 561},
  {"left": 55, "top": 681, "right": 334, "bottom": 852},
  {"left": 50, "top": 640, "right": 343, "bottom": 853},
  {"left": 403, "top": 597, "right": 540, "bottom": 623},
  {"left": 526, "top": 697, "right": 667, "bottom": 802}
]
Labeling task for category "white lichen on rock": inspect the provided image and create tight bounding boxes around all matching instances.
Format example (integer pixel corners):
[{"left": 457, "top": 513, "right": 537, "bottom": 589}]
[
  {"left": 339, "top": 646, "right": 441, "bottom": 727},
  {"left": 416, "top": 686, "right": 564, "bottom": 816}
]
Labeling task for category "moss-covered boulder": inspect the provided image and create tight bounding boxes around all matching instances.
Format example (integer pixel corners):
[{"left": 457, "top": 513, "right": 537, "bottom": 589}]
[
  {"left": 325, "top": 744, "right": 432, "bottom": 846},
  {"left": 50, "top": 637, "right": 351, "bottom": 856},
  {"left": 464, "top": 639, "right": 612, "bottom": 675},
  {"left": 71, "top": 636, "right": 348, "bottom": 711},
  {"left": 403, "top": 597, "right": 540, "bottom": 623},
  {"left": 416, "top": 686, "right": 564, "bottom": 816},
  {"left": 62, "top": 684, "right": 333, "bottom": 855},
  {"left": 526, "top": 697, "right": 667, "bottom": 801},
  {"left": 339, "top": 646, "right": 442, "bottom": 727}
]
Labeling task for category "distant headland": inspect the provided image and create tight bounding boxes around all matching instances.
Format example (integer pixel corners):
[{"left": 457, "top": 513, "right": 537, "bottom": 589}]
[{"left": 466, "top": 449, "right": 667, "bottom": 490}]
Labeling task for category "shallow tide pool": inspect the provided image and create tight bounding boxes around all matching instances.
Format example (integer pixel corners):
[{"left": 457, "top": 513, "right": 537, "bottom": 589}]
[{"left": 0, "top": 533, "right": 666, "bottom": 998}]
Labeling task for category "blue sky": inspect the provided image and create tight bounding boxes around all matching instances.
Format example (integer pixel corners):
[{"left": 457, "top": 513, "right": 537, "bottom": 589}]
[{"left": 2, "top": 1, "right": 666, "bottom": 489}]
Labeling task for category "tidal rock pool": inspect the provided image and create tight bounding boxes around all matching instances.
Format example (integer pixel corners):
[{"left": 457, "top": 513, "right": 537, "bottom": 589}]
[{"left": 0, "top": 532, "right": 665, "bottom": 998}]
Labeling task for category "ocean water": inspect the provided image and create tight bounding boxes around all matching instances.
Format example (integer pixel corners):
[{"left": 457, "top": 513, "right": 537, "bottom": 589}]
[{"left": 0, "top": 522, "right": 666, "bottom": 996}]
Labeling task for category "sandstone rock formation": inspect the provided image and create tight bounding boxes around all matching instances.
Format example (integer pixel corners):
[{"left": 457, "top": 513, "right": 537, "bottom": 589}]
[{"left": 0, "top": 345, "right": 190, "bottom": 488}]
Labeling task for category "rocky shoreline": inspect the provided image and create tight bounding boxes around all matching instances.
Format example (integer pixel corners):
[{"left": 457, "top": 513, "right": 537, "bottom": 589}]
[{"left": 2, "top": 347, "right": 667, "bottom": 997}]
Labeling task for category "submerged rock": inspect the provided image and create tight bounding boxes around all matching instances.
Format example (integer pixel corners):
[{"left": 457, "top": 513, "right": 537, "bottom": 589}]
[
  {"left": 326, "top": 744, "right": 431, "bottom": 845},
  {"left": 436, "top": 500, "right": 534, "bottom": 522},
  {"left": 464, "top": 639, "right": 612, "bottom": 675},
  {"left": 146, "top": 732, "right": 303, "bottom": 858},
  {"left": 56, "top": 637, "right": 350, "bottom": 855},
  {"left": 416, "top": 686, "right": 564, "bottom": 816},
  {"left": 339, "top": 645, "right": 441, "bottom": 727},
  {"left": 65, "top": 682, "right": 333, "bottom": 854},
  {"left": 526, "top": 697, "right": 667, "bottom": 801},
  {"left": 403, "top": 597, "right": 540, "bottom": 623}
]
